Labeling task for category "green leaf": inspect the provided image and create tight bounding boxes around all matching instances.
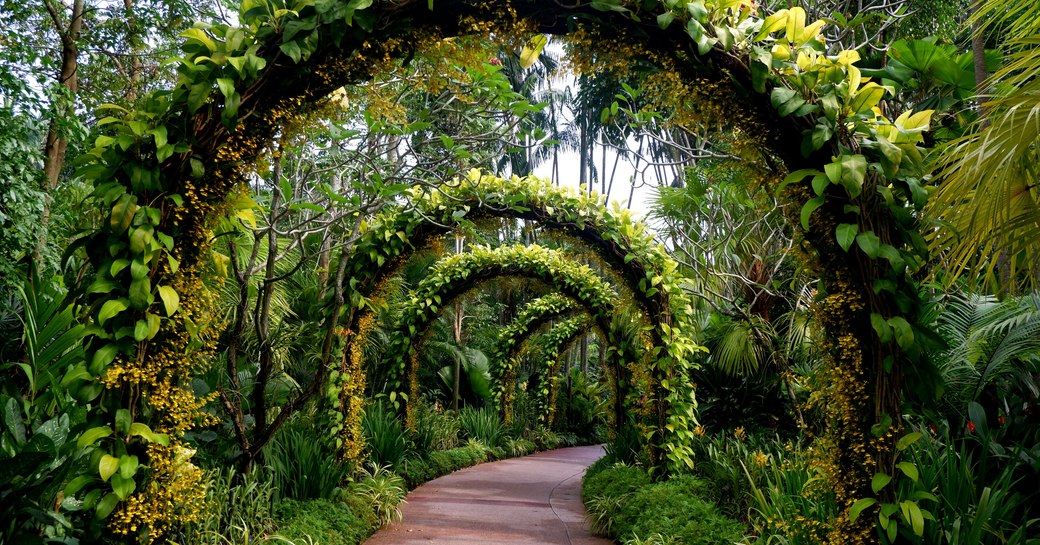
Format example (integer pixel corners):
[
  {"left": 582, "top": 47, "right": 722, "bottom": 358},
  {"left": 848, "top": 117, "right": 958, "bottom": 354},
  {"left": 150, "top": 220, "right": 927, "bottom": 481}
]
[
  {"left": 96, "top": 492, "right": 120, "bottom": 519},
  {"left": 129, "top": 277, "right": 152, "bottom": 310},
  {"left": 856, "top": 231, "right": 880, "bottom": 257},
  {"left": 871, "top": 313, "right": 893, "bottom": 343},
  {"left": 849, "top": 497, "right": 877, "bottom": 522},
  {"left": 3, "top": 397, "right": 25, "bottom": 444},
  {"left": 895, "top": 431, "right": 922, "bottom": 451},
  {"left": 779, "top": 168, "right": 821, "bottom": 191},
  {"left": 825, "top": 154, "right": 867, "bottom": 198},
  {"left": 133, "top": 319, "right": 150, "bottom": 341},
  {"left": 129, "top": 422, "right": 168, "bottom": 445},
  {"left": 657, "top": 11, "right": 675, "bottom": 29},
  {"left": 187, "top": 81, "right": 211, "bottom": 113},
  {"left": 280, "top": 40, "right": 303, "bottom": 63},
  {"left": 887, "top": 316, "right": 914, "bottom": 349},
  {"left": 98, "top": 299, "right": 129, "bottom": 326},
  {"left": 118, "top": 455, "right": 139, "bottom": 479},
  {"left": 771, "top": 87, "right": 808, "bottom": 117},
  {"left": 99, "top": 454, "right": 120, "bottom": 482},
  {"left": 800, "top": 196, "right": 825, "bottom": 230},
  {"left": 110, "top": 474, "right": 136, "bottom": 500},
  {"left": 872, "top": 472, "right": 892, "bottom": 493},
  {"left": 157, "top": 286, "right": 180, "bottom": 316},
  {"left": 77, "top": 426, "right": 113, "bottom": 448},
  {"left": 836, "top": 223, "right": 857, "bottom": 251},
  {"left": 901, "top": 500, "right": 925, "bottom": 536},
  {"left": 896, "top": 461, "right": 919, "bottom": 482},
  {"left": 115, "top": 409, "right": 131, "bottom": 435}
]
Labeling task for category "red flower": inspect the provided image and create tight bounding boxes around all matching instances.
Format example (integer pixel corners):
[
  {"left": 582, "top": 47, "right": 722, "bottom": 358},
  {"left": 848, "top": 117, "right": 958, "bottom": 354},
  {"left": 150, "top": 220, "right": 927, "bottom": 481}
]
[
  {"left": 929, "top": 423, "right": 937, "bottom": 434},
  {"left": 967, "top": 421, "right": 976, "bottom": 433},
  {"left": 998, "top": 416, "right": 1006, "bottom": 427},
  {"left": 488, "top": 58, "right": 502, "bottom": 67}
]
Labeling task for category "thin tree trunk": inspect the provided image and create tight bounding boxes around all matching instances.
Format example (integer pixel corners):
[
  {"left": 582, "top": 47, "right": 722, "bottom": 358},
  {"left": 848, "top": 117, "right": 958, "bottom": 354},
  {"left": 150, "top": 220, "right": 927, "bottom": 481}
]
[
  {"left": 252, "top": 151, "right": 284, "bottom": 446},
  {"left": 453, "top": 233, "right": 464, "bottom": 410},
  {"left": 42, "top": 0, "right": 83, "bottom": 189}
]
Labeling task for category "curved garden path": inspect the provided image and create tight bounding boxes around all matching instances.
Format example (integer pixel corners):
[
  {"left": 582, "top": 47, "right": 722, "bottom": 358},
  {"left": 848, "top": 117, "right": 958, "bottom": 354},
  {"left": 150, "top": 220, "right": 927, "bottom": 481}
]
[{"left": 363, "top": 445, "right": 612, "bottom": 545}]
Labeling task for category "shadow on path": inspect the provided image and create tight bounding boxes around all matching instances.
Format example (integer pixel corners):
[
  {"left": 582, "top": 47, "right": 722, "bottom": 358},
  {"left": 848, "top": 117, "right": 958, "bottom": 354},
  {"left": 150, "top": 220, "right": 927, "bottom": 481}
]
[{"left": 363, "top": 445, "right": 612, "bottom": 545}]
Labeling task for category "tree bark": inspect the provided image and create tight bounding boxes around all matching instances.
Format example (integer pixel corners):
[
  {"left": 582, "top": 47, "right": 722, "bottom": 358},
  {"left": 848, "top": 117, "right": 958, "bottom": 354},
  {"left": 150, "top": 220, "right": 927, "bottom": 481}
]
[{"left": 42, "top": 0, "right": 84, "bottom": 189}]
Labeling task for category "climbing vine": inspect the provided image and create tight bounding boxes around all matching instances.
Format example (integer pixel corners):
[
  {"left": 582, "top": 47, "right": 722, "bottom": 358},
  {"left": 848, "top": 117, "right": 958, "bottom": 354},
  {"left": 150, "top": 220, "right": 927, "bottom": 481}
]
[
  {"left": 527, "top": 315, "right": 595, "bottom": 425},
  {"left": 489, "top": 293, "right": 583, "bottom": 422},
  {"left": 64, "top": 0, "right": 940, "bottom": 540},
  {"left": 377, "top": 245, "right": 617, "bottom": 418}
]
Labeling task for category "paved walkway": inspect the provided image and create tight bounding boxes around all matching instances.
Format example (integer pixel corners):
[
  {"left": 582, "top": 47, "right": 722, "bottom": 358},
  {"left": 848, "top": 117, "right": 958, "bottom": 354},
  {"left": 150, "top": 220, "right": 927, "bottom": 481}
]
[{"left": 363, "top": 445, "right": 612, "bottom": 545}]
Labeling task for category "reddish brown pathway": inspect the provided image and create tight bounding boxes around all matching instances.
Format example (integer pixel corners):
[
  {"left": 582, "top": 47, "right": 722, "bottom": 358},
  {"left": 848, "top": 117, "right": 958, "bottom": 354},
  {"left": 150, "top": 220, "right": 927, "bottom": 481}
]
[{"left": 363, "top": 445, "right": 612, "bottom": 545}]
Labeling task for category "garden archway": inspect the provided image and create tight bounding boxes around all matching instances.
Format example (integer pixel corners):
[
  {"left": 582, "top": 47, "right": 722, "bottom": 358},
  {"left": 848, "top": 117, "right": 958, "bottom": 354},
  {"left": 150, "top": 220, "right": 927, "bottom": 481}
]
[
  {"left": 334, "top": 173, "right": 702, "bottom": 469},
  {"left": 71, "top": 0, "right": 940, "bottom": 539},
  {"left": 370, "top": 244, "right": 644, "bottom": 431}
]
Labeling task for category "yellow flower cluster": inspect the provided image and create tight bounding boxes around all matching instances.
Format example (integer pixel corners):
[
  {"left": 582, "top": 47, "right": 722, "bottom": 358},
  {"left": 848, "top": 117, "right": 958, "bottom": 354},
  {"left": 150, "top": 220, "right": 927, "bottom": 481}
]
[
  {"left": 108, "top": 443, "right": 207, "bottom": 540},
  {"left": 339, "top": 313, "right": 372, "bottom": 464}
]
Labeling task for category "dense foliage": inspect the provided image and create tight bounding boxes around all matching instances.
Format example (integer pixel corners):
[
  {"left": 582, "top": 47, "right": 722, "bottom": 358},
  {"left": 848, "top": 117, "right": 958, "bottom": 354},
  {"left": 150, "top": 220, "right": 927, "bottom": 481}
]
[{"left": 3, "top": 0, "right": 1040, "bottom": 544}]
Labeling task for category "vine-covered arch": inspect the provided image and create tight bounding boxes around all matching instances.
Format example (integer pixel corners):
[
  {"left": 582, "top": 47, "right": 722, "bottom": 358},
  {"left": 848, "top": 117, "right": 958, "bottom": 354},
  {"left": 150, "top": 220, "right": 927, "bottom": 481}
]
[
  {"left": 335, "top": 173, "right": 703, "bottom": 469},
  {"left": 527, "top": 315, "right": 595, "bottom": 426},
  {"left": 490, "top": 293, "right": 583, "bottom": 418},
  {"left": 371, "top": 245, "right": 643, "bottom": 423},
  {"left": 69, "top": 0, "right": 941, "bottom": 537}
]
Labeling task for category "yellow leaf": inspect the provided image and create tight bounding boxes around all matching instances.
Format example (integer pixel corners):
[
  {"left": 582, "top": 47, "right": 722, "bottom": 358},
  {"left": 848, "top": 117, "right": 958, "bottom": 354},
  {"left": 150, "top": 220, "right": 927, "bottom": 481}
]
[
  {"left": 800, "top": 20, "right": 826, "bottom": 43},
  {"left": 519, "top": 35, "right": 548, "bottom": 70},
  {"left": 754, "top": 9, "right": 788, "bottom": 41},
  {"left": 847, "top": 65, "right": 862, "bottom": 96},
  {"left": 847, "top": 82, "right": 887, "bottom": 115},
  {"left": 898, "top": 109, "right": 935, "bottom": 131},
  {"left": 785, "top": 7, "right": 806, "bottom": 42},
  {"left": 771, "top": 43, "right": 792, "bottom": 60},
  {"left": 837, "top": 49, "right": 860, "bottom": 65}
]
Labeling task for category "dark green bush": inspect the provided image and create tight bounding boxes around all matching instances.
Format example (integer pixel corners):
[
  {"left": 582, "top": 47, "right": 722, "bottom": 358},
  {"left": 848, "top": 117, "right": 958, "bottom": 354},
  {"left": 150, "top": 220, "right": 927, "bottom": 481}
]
[
  {"left": 583, "top": 466, "right": 745, "bottom": 545},
  {"left": 272, "top": 498, "right": 375, "bottom": 545},
  {"left": 613, "top": 477, "right": 743, "bottom": 544},
  {"left": 582, "top": 463, "right": 651, "bottom": 503}
]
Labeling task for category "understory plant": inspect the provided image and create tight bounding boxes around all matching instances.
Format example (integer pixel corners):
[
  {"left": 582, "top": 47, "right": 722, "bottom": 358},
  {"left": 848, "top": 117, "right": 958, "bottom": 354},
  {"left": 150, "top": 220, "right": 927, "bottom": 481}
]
[
  {"left": 346, "top": 463, "right": 408, "bottom": 526},
  {"left": 362, "top": 402, "right": 408, "bottom": 469},
  {"left": 458, "top": 405, "right": 503, "bottom": 448},
  {"left": 582, "top": 460, "right": 744, "bottom": 545},
  {"left": 264, "top": 421, "right": 351, "bottom": 501},
  {"left": 171, "top": 466, "right": 276, "bottom": 545}
]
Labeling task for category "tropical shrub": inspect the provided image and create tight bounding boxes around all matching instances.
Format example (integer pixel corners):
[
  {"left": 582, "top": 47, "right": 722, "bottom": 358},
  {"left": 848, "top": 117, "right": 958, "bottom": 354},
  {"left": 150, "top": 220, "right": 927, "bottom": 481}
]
[
  {"left": 527, "top": 426, "right": 562, "bottom": 451},
  {"left": 901, "top": 427, "right": 1039, "bottom": 545},
  {"left": 172, "top": 466, "right": 276, "bottom": 545},
  {"left": 612, "top": 477, "right": 744, "bottom": 545},
  {"left": 362, "top": 402, "right": 408, "bottom": 469},
  {"left": 458, "top": 406, "right": 503, "bottom": 448},
  {"left": 272, "top": 498, "right": 375, "bottom": 545},
  {"left": 347, "top": 464, "right": 408, "bottom": 526},
  {"left": 411, "top": 400, "right": 459, "bottom": 454},
  {"left": 583, "top": 462, "right": 743, "bottom": 545},
  {"left": 265, "top": 423, "right": 351, "bottom": 501}
]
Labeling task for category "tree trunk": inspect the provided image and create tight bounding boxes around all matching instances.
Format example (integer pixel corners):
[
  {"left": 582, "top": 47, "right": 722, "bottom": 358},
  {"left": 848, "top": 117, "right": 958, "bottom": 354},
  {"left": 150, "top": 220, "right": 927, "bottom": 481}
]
[
  {"left": 42, "top": 0, "right": 84, "bottom": 190},
  {"left": 453, "top": 233, "right": 464, "bottom": 410}
]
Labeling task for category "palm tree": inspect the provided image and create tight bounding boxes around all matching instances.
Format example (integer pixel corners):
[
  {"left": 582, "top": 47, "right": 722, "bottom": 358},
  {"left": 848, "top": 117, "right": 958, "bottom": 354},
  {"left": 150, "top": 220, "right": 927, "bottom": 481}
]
[{"left": 928, "top": 0, "right": 1040, "bottom": 293}]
